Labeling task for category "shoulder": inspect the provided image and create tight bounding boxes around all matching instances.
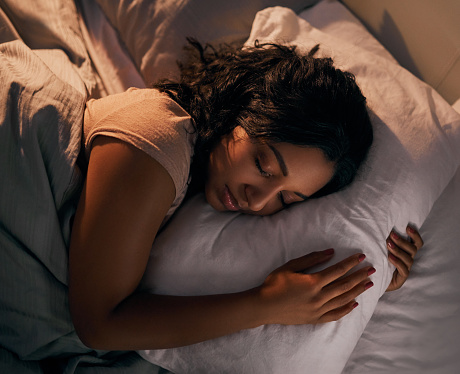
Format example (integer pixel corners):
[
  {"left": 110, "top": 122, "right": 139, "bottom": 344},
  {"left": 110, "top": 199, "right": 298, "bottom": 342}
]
[
  {"left": 83, "top": 88, "right": 195, "bottom": 159},
  {"left": 83, "top": 88, "right": 196, "bottom": 203},
  {"left": 84, "top": 88, "right": 191, "bottom": 128}
]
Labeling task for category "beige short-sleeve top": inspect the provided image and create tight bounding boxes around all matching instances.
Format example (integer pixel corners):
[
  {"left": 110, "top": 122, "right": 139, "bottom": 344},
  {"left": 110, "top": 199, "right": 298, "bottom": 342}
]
[{"left": 83, "top": 88, "right": 195, "bottom": 223}]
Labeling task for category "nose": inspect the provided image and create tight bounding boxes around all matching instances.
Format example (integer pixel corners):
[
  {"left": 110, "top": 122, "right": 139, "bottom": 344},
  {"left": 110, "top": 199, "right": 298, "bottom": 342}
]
[{"left": 243, "top": 183, "right": 280, "bottom": 212}]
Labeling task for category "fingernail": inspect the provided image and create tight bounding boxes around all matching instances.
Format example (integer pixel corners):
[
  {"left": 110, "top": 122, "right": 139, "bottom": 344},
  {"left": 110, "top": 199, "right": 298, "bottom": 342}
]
[
  {"left": 407, "top": 226, "right": 416, "bottom": 233},
  {"left": 391, "top": 232, "right": 399, "bottom": 240},
  {"left": 387, "top": 240, "right": 395, "bottom": 249},
  {"left": 389, "top": 253, "right": 397, "bottom": 261},
  {"left": 323, "top": 248, "right": 334, "bottom": 255},
  {"left": 368, "top": 267, "right": 376, "bottom": 276},
  {"left": 365, "top": 281, "right": 374, "bottom": 290},
  {"left": 358, "top": 254, "right": 366, "bottom": 262},
  {"left": 353, "top": 302, "right": 359, "bottom": 309}
]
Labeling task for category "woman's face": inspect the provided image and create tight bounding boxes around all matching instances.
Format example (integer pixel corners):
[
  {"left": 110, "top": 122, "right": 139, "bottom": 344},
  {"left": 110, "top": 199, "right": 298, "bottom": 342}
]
[{"left": 205, "top": 126, "right": 336, "bottom": 216}]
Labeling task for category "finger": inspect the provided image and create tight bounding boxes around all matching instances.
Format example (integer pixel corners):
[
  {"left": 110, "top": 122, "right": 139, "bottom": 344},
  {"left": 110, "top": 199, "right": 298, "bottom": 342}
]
[
  {"left": 316, "top": 253, "right": 366, "bottom": 286},
  {"left": 389, "top": 231, "right": 417, "bottom": 257},
  {"left": 387, "top": 238, "right": 414, "bottom": 270},
  {"left": 388, "top": 252, "right": 409, "bottom": 278},
  {"left": 322, "top": 278, "right": 373, "bottom": 313},
  {"left": 322, "top": 266, "right": 376, "bottom": 300},
  {"left": 406, "top": 225, "right": 424, "bottom": 250},
  {"left": 282, "top": 248, "right": 335, "bottom": 273},
  {"left": 317, "top": 300, "right": 359, "bottom": 324}
]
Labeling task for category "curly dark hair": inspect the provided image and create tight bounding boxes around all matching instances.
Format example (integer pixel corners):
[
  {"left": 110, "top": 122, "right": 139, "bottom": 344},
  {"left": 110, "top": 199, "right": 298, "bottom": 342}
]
[{"left": 153, "top": 38, "right": 373, "bottom": 199}]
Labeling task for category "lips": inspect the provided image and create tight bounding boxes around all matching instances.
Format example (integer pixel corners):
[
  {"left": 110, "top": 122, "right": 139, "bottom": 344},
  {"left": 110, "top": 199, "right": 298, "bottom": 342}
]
[{"left": 222, "top": 185, "right": 240, "bottom": 211}]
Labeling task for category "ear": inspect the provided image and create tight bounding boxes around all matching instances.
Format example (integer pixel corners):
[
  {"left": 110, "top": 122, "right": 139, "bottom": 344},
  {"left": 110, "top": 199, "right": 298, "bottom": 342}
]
[{"left": 232, "top": 125, "right": 248, "bottom": 140}]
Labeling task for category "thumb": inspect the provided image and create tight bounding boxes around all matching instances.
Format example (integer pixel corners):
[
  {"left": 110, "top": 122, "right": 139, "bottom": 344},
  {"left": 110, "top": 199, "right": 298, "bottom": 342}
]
[{"left": 282, "top": 248, "right": 335, "bottom": 273}]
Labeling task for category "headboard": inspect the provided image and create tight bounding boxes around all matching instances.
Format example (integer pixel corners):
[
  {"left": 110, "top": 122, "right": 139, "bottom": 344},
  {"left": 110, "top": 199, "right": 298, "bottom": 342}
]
[{"left": 340, "top": 0, "right": 460, "bottom": 105}]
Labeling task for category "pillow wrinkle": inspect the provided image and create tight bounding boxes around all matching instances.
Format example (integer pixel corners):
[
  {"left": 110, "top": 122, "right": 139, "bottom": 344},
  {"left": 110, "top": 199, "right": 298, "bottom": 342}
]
[
  {"left": 139, "top": 5, "right": 460, "bottom": 373},
  {"left": 95, "top": 0, "right": 322, "bottom": 84}
]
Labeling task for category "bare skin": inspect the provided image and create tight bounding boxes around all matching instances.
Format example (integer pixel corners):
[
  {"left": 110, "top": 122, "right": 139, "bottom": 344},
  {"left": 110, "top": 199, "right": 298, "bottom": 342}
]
[
  {"left": 386, "top": 227, "right": 424, "bottom": 291},
  {"left": 69, "top": 127, "right": 422, "bottom": 351},
  {"left": 205, "top": 126, "right": 336, "bottom": 215}
]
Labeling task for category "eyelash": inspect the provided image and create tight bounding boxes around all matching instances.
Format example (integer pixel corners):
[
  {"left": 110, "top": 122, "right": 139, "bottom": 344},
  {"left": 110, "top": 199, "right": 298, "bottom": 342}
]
[
  {"left": 255, "top": 158, "right": 288, "bottom": 208},
  {"left": 278, "top": 192, "right": 289, "bottom": 208},
  {"left": 255, "top": 158, "right": 271, "bottom": 178}
]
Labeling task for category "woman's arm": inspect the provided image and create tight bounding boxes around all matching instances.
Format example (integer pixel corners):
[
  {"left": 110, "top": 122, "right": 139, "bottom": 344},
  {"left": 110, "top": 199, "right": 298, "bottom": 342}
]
[{"left": 69, "top": 136, "right": 374, "bottom": 351}]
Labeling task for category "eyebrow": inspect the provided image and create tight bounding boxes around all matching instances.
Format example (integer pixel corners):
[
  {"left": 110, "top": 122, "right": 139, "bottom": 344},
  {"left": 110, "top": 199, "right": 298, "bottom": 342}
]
[
  {"left": 268, "top": 144, "right": 288, "bottom": 177},
  {"left": 268, "top": 144, "right": 309, "bottom": 201}
]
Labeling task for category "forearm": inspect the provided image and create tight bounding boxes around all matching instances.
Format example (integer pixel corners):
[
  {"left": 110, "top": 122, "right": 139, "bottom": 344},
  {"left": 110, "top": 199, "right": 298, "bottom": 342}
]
[{"left": 75, "top": 288, "right": 266, "bottom": 351}]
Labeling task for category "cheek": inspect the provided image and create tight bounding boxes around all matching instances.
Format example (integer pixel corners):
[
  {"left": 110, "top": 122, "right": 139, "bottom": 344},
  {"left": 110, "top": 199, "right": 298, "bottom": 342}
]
[
  {"left": 205, "top": 142, "right": 233, "bottom": 192},
  {"left": 207, "top": 144, "right": 226, "bottom": 178},
  {"left": 204, "top": 161, "right": 225, "bottom": 211}
]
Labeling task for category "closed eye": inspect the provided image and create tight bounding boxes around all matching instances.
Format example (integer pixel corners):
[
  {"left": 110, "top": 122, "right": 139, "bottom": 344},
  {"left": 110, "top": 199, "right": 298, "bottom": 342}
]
[
  {"left": 279, "top": 192, "right": 308, "bottom": 208},
  {"left": 278, "top": 192, "right": 288, "bottom": 208},
  {"left": 255, "top": 158, "right": 271, "bottom": 178}
]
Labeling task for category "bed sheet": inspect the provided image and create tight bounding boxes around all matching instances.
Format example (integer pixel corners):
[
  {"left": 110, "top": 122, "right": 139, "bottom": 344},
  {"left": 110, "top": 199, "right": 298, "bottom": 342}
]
[
  {"left": 268, "top": 5, "right": 460, "bottom": 371},
  {"left": 297, "top": 4, "right": 460, "bottom": 371},
  {"left": 344, "top": 165, "right": 460, "bottom": 373},
  {"left": 282, "top": 6, "right": 460, "bottom": 370},
  {"left": 311, "top": 5, "right": 460, "bottom": 369}
]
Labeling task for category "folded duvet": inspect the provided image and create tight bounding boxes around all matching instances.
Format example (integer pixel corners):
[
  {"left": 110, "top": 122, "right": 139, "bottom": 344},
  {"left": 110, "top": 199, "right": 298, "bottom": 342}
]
[{"left": 0, "top": 1, "right": 159, "bottom": 372}]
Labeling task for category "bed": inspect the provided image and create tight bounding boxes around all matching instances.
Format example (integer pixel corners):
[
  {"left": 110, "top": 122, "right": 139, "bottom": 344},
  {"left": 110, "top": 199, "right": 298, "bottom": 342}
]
[{"left": 0, "top": 0, "right": 459, "bottom": 373}]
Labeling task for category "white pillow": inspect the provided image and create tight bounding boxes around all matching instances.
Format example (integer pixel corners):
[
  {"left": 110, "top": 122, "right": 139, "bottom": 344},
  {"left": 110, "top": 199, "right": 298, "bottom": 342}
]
[
  {"left": 94, "top": 0, "right": 320, "bottom": 85},
  {"left": 138, "top": 3, "right": 460, "bottom": 374}
]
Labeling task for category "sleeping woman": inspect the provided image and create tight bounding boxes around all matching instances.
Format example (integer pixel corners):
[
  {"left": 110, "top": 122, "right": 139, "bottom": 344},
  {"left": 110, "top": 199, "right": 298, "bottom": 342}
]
[{"left": 69, "top": 40, "right": 423, "bottom": 350}]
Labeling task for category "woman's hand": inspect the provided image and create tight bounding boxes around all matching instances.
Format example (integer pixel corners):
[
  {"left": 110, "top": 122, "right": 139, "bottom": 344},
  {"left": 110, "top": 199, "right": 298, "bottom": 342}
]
[
  {"left": 259, "top": 249, "right": 375, "bottom": 325},
  {"left": 386, "top": 225, "right": 424, "bottom": 292}
]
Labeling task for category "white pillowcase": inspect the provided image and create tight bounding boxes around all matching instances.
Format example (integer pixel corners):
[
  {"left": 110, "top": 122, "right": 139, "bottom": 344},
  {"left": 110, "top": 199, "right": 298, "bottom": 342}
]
[
  {"left": 94, "top": 0, "right": 320, "bottom": 85},
  {"left": 138, "top": 2, "right": 460, "bottom": 373}
]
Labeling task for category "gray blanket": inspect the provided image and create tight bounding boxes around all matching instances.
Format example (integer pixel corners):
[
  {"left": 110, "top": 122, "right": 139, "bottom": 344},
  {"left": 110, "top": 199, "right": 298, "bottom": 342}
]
[{"left": 0, "top": 0, "right": 161, "bottom": 372}]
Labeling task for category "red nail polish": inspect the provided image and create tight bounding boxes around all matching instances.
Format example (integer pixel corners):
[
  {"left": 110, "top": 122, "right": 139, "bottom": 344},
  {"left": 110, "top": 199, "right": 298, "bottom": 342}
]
[
  {"left": 387, "top": 240, "right": 395, "bottom": 249},
  {"left": 353, "top": 302, "right": 359, "bottom": 309},
  {"left": 391, "top": 232, "right": 399, "bottom": 240},
  {"left": 323, "top": 248, "right": 334, "bottom": 255},
  {"left": 365, "top": 281, "right": 374, "bottom": 290},
  {"left": 358, "top": 254, "right": 366, "bottom": 262},
  {"left": 368, "top": 267, "right": 376, "bottom": 276},
  {"left": 407, "top": 226, "right": 415, "bottom": 233}
]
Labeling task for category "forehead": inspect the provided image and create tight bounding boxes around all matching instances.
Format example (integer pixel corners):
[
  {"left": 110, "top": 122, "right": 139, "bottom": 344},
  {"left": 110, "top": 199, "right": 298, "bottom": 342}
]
[
  {"left": 268, "top": 142, "right": 336, "bottom": 196},
  {"left": 230, "top": 126, "right": 335, "bottom": 196}
]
